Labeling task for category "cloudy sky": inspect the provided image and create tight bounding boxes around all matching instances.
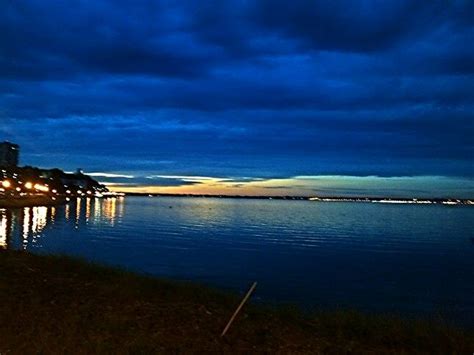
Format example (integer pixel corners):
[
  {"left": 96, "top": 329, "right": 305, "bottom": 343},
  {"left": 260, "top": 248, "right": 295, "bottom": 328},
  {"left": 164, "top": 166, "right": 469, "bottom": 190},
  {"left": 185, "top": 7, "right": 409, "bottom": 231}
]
[{"left": 1, "top": 1, "right": 473, "bottom": 197}]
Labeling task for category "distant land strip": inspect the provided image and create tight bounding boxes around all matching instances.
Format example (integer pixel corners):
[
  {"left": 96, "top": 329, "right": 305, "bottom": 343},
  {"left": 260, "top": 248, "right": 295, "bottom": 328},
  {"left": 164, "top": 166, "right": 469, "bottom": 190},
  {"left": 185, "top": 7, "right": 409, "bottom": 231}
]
[{"left": 122, "top": 193, "right": 474, "bottom": 206}]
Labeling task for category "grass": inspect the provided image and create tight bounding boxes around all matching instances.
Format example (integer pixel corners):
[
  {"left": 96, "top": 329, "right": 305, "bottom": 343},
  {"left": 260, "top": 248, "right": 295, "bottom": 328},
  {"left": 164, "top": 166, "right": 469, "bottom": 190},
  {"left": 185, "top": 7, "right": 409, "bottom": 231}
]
[{"left": 0, "top": 250, "right": 472, "bottom": 354}]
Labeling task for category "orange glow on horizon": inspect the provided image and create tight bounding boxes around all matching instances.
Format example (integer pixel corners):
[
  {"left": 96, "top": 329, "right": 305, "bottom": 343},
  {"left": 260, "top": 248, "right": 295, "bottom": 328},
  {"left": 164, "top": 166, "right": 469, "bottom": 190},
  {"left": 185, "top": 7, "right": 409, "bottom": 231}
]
[
  {"left": 103, "top": 175, "right": 474, "bottom": 199},
  {"left": 106, "top": 179, "right": 301, "bottom": 196}
]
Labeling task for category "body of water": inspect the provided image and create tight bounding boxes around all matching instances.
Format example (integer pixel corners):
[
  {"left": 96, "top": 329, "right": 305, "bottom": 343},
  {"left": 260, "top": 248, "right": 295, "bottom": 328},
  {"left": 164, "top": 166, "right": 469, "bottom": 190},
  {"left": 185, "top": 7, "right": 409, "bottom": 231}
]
[{"left": 1, "top": 196, "right": 473, "bottom": 325}]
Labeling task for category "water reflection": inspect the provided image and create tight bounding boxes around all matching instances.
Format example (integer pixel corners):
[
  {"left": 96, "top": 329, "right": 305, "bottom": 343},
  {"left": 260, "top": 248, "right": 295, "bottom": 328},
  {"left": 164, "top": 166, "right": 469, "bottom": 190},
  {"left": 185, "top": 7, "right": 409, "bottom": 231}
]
[
  {"left": 0, "top": 209, "right": 13, "bottom": 249},
  {"left": 0, "top": 197, "right": 124, "bottom": 250},
  {"left": 103, "top": 197, "right": 117, "bottom": 225},
  {"left": 65, "top": 203, "right": 70, "bottom": 220},
  {"left": 85, "top": 198, "right": 91, "bottom": 222},
  {"left": 75, "top": 198, "right": 81, "bottom": 227},
  {"left": 0, "top": 197, "right": 472, "bottom": 326}
]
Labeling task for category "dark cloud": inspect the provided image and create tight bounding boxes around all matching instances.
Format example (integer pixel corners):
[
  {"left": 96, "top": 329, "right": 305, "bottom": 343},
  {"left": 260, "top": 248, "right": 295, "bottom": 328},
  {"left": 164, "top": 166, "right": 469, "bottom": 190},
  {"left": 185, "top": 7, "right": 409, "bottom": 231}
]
[
  {"left": 1, "top": 0, "right": 473, "bottom": 187},
  {"left": 252, "top": 1, "right": 473, "bottom": 53},
  {"left": 94, "top": 175, "right": 203, "bottom": 187}
]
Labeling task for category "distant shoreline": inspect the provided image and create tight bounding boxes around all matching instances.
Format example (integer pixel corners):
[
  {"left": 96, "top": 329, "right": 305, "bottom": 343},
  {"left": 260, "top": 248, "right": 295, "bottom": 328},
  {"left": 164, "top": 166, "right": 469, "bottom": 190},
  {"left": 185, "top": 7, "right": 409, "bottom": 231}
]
[
  {"left": 120, "top": 192, "right": 474, "bottom": 206},
  {"left": 1, "top": 193, "right": 473, "bottom": 208}
]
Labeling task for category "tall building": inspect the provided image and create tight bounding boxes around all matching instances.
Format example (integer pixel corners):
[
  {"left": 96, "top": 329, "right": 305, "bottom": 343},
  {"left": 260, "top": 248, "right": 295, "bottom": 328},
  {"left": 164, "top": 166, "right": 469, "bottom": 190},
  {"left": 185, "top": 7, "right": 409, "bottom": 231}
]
[{"left": 0, "top": 141, "right": 20, "bottom": 166}]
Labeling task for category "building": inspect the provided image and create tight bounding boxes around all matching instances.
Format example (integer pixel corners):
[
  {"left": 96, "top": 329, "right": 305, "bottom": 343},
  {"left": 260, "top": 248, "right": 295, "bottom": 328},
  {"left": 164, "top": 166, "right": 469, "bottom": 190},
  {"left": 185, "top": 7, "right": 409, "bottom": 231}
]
[{"left": 0, "top": 142, "right": 19, "bottom": 167}]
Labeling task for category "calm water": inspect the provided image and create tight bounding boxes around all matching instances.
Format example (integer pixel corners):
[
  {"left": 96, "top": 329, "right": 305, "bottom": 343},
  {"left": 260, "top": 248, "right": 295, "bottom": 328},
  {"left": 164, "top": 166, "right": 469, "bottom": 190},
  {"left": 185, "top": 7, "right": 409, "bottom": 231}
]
[{"left": 1, "top": 196, "right": 473, "bottom": 325}]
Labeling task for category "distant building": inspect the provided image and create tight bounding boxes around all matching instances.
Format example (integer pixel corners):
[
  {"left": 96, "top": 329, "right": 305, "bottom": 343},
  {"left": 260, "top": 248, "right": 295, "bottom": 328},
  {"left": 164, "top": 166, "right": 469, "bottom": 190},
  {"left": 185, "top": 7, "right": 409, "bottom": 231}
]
[{"left": 0, "top": 141, "right": 19, "bottom": 166}]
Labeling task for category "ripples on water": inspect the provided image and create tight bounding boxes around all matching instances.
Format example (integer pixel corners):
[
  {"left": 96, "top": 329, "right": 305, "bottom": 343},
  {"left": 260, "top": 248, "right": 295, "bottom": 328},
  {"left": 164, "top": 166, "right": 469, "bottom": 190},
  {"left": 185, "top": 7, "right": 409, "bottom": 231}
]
[{"left": 1, "top": 196, "right": 473, "bottom": 325}]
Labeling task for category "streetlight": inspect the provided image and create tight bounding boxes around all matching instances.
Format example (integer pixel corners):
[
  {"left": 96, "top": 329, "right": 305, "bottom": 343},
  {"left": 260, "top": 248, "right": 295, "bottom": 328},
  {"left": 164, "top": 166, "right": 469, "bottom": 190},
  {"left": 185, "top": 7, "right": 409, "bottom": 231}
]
[{"left": 1, "top": 180, "right": 11, "bottom": 188}]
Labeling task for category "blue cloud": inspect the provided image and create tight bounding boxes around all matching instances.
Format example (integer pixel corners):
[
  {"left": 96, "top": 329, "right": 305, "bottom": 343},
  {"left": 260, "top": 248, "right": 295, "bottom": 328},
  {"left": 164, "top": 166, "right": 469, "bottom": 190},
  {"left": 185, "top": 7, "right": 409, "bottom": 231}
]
[{"left": 1, "top": 0, "right": 473, "bottom": 195}]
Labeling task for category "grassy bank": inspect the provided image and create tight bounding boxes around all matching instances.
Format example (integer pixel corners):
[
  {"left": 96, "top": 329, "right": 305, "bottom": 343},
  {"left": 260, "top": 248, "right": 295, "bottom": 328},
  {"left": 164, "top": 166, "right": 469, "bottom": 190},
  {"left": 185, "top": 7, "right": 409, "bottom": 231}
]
[{"left": 0, "top": 251, "right": 472, "bottom": 354}]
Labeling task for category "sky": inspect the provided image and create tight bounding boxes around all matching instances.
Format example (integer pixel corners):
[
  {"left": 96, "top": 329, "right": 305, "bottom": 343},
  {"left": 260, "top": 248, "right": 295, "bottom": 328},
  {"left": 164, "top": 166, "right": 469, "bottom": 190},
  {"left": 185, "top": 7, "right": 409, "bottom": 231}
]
[{"left": 1, "top": 0, "right": 473, "bottom": 197}]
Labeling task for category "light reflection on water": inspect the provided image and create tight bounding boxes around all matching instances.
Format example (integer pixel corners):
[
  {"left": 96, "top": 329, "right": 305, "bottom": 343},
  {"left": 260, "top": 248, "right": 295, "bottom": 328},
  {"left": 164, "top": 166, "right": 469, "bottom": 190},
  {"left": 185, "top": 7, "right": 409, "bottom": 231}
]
[
  {"left": 0, "top": 196, "right": 473, "bottom": 325},
  {"left": 0, "top": 197, "right": 124, "bottom": 250},
  {"left": 0, "top": 209, "right": 9, "bottom": 249}
]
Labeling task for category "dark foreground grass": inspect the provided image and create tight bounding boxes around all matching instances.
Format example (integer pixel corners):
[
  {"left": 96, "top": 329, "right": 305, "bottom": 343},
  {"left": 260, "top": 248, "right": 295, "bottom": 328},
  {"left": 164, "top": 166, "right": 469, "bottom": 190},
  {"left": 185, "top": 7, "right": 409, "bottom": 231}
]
[{"left": 0, "top": 251, "right": 472, "bottom": 354}]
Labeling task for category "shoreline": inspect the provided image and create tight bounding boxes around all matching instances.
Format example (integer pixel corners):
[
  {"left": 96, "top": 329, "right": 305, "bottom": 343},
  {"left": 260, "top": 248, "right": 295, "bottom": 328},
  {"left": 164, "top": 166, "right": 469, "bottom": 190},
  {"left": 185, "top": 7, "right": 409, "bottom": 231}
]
[
  {"left": 0, "top": 250, "right": 472, "bottom": 353},
  {"left": 1, "top": 194, "right": 473, "bottom": 209},
  {"left": 0, "top": 195, "right": 67, "bottom": 209},
  {"left": 121, "top": 192, "right": 474, "bottom": 205}
]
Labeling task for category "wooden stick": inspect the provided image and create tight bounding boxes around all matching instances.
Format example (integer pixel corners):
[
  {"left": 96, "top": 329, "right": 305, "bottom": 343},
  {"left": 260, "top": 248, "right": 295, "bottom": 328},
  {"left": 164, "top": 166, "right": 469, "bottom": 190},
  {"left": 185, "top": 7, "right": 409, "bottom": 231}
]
[{"left": 221, "top": 281, "right": 258, "bottom": 337}]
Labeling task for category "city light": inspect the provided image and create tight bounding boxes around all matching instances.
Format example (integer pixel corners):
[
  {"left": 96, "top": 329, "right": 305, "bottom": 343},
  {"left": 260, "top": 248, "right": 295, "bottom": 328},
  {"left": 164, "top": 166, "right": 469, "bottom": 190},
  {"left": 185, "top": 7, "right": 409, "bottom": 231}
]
[
  {"left": 1, "top": 180, "right": 11, "bottom": 188},
  {"left": 34, "top": 183, "right": 49, "bottom": 192},
  {"left": 25, "top": 182, "right": 33, "bottom": 189}
]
